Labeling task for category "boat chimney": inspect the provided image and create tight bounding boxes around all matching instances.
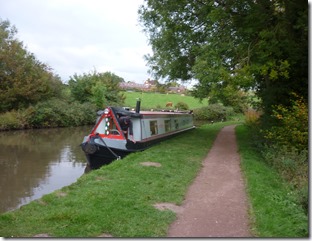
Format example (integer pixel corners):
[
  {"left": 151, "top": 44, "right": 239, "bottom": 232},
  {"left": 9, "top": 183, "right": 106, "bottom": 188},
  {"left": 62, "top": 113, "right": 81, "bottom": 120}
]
[{"left": 135, "top": 98, "right": 141, "bottom": 113}]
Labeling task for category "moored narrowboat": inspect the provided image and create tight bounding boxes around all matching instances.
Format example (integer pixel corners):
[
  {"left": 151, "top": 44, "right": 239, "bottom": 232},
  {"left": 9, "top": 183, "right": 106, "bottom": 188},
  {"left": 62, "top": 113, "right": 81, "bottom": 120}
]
[{"left": 81, "top": 100, "right": 195, "bottom": 169}]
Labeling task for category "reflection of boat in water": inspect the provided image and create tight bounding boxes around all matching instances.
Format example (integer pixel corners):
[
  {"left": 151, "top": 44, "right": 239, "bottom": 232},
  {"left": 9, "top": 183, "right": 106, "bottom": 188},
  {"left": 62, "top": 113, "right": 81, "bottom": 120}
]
[{"left": 81, "top": 99, "right": 195, "bottom": 169}]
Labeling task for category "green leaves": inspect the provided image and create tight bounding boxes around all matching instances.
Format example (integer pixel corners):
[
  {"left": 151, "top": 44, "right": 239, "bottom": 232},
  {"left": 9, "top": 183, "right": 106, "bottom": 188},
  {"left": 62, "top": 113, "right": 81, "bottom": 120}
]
[
  {"left": 139, "top": 0, "right": 308, "bottom": 120},
  {"left": 0, "top": 19, "right": 62, "bottom": 112},
  {"left": 68, "top": 70, "right": 125, "bottom": 109}
]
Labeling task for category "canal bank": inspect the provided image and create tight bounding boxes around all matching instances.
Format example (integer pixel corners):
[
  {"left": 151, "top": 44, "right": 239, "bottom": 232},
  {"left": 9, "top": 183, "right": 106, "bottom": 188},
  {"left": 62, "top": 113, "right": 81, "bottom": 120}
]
[{"left": 0, "top": 122, "right": 233, "bottom": 237}]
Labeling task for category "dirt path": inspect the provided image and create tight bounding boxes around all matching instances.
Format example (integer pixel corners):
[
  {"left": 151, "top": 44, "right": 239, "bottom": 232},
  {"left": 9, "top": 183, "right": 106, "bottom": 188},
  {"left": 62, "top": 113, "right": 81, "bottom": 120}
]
[{"left": 167, "top": 125, "right": 251, "bottom": 237}]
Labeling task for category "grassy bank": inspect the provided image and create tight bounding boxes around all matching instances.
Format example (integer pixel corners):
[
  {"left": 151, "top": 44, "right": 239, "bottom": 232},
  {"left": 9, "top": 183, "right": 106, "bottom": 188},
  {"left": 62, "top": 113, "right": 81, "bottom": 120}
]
[
  {"left": 235, "top": 125, "right": 308, "bottom": 237},
  {"left": 0, "top": 122, "right": 237, "bottom": 238},
  {"left": 2, "top": 122, "right": 306, "bottom": 238}
]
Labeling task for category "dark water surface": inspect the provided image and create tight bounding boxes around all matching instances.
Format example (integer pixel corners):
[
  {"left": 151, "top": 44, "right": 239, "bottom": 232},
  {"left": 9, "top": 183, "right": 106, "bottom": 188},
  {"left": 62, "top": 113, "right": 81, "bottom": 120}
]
[{"left": 0, "top": 126, "right": 92, "bottom": 213}]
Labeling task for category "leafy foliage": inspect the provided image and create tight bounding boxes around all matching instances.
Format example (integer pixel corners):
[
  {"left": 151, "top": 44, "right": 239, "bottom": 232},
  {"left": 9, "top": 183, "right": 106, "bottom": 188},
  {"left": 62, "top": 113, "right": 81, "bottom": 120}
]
[
  {"left": 174, "top": 101, "right": 189, "bottom": 110},
  {"left": 0, "top": 99, "right": 96, "bottom": 130},
  {"left": 244, "top": 109, "right": 261, "bottom": 127},
  {"left": 138, "top": 0, "right": 308, "bottom": 120},
  {"left": 29, "top": 99, "right": 96, "bottom": 128},
  {"left": 193, "top": 104, "right": 234, "bottom": 122},
  {"left": 262, "top": 93, "right": 308, "bottom": 151},
  {"left": 0, "top": 19, "right": 63, "bottom": 112},
  {"left": 243, "top": 94, "right": 308, "bottom": 215},
  {"left": 68, "top": 70, "right": 125, "bottom": 109},
  {"left": 139, "top": 2, "right": 308, "bottom": 208}
]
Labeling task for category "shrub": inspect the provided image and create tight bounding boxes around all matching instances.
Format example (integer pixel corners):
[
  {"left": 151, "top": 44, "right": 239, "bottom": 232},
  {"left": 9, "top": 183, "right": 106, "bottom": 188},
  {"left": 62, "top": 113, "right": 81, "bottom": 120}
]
[
  {"left": 193, "top": 104, "right": 234, "bottom": 122},
  {"left": 256, "top": 94, "right": 308, "bottom": 215},
  {"left": 244, "top": 108, "right": 262, "bottom": 127},
  {"left": 0, "top": 99, "right": 97, "bottom": 130},
  {"left": 0, "top": 111, "right": 20, "bottom": 130},
  {"left": 262, "top": 93, "right": 308, "bottom": 151},
  {"left": 30, "top": 99, "right": 97, "bottom": 128},
  {"left": 0, "top": 107, "right": 37, "bottom": 130},
  {"left": 175, "top": 101, "right": 189, "bottom": 110},
  {"left": 262, "top": 145, "right": 308, "bottom": 186}
]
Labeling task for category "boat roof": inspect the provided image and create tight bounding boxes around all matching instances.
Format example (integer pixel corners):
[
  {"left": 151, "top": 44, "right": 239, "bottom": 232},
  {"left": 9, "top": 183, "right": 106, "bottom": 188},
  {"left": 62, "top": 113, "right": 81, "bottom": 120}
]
[
  {"left": 99, "top": 106, "right": 192, "bottom": 118},
  {"left": 139, "top": 110, "right": 191, "bottom": 115}
]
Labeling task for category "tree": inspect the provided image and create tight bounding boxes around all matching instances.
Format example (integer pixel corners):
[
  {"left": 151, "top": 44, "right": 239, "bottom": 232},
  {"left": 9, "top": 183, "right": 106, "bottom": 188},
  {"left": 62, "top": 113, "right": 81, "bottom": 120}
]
[
  {"left": 0, "top": 19, "right": 63, "bottom": 112},
  {"left": 68, "top": 70, "right": 125, "bottom": 109},
  {"left": 138, "top": 0, "right": 308, "bottom": 118}
]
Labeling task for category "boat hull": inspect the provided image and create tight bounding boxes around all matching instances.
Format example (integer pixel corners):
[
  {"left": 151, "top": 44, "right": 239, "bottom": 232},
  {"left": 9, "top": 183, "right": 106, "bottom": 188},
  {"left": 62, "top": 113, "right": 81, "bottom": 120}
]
[
  {"left": 81, "top": 126, "right": 195, "bottom": 169},
  {"left": 83, "top": 144, "right": 131, "bottom": 169}
]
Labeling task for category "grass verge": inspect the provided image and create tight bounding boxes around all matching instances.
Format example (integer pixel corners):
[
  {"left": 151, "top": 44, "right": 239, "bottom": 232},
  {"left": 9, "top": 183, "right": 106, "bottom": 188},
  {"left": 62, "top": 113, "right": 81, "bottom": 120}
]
[
  {"left": 0, "top": 122, "right": 237, "bottom": 238},
  {"left": 235, "top": 125, "right": 308, "bottom": 237}
]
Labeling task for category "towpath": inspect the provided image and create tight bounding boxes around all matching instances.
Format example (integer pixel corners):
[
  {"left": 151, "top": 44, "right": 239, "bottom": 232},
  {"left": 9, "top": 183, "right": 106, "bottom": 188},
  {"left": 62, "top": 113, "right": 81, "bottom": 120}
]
[{"left": 167, "top": 125, "right": 251, "bottom": 237}]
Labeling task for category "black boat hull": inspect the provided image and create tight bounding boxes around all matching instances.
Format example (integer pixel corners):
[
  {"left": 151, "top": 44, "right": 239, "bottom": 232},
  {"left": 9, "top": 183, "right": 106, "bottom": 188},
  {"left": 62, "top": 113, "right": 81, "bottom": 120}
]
[
  {"left": 81, "top": 126, "right": 195, "bottom": 169},
  {"left": 83, "top": 145, "right": 132, "bottom": 169}
]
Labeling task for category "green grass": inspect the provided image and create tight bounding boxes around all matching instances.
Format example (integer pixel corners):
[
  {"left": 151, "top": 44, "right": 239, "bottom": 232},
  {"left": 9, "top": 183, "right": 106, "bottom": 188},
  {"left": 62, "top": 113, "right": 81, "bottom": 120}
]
[
  {"left": 235, "top": 125, "right": 308, "bottom": 238},
  {"left": 0, "top": 122, "right": 237, "bottom": 238},
  {"left": 2, "top": 122, "right": 306, "bottom": 238},
  {"left": 123, "top": 91, "right": 208, "bottom": 110}
]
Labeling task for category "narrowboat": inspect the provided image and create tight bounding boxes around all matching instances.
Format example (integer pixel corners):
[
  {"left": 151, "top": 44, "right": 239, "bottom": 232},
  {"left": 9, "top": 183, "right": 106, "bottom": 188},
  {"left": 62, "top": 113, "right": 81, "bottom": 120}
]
[{"left": 81, "top": 100, "right": 195, "bottom": 169}]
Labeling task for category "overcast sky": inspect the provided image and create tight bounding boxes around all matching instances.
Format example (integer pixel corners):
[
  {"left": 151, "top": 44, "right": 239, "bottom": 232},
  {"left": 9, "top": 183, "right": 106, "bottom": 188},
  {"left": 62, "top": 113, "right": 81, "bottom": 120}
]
[{"left": 0, "top": 0, "right": 153, "bottom": 83}]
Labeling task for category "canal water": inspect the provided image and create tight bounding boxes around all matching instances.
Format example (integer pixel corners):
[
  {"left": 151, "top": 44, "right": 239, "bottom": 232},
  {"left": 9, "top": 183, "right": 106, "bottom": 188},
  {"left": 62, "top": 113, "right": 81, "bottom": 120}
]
[{"left": 0, "top": 126, "right": 92, "bottom": 213}]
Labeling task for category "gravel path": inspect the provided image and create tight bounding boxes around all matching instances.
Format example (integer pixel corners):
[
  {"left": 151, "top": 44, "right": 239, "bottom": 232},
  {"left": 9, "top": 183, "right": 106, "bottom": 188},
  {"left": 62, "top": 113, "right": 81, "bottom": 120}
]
[{"left": 167, "top": 125, "right": 251, "bottom": 237}]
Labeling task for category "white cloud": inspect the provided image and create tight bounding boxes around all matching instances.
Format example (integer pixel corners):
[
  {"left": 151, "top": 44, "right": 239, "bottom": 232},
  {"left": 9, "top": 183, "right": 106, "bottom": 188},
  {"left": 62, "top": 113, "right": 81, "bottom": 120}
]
[{"left": 0, "top": 0, "right": 152, "bottom": 83}]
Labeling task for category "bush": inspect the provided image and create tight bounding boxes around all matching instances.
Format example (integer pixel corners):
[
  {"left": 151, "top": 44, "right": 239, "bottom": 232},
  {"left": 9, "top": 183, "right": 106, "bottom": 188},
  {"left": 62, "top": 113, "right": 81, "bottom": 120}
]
[
  {"left": 244, "top": 108, "right": 261, "bottom": 127},
  {"left": 30, "top": 99, "right": 97, "bottom": 128},
  {"left": 262, "top": 93, "right": 308, "bottom": 151},
  {"left": 251, "top": 94, "right": 309, "bottom": 215},
  {"left": 262, "top": 145, "right": 308, "bottom": 186},
  {"left": 193, "top": 104, "right": 234, "bottom": 122},
  {"left": 0, "top": 107, "right": 36, "bottom": 130},
  {"left": 175, "top": 101, "right": 189, "bottom": 110},
  {"left": 0, "top": 111, "right": 20, "bottom": 130},
  {"left": 0, "top": 99, "right": 97, "bottom": 130}
]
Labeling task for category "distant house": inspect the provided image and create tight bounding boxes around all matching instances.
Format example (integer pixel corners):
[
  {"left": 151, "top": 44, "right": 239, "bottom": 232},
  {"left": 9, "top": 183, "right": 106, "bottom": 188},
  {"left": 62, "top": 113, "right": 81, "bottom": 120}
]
[
  {"left": 119, "top": 81, "right": 149, "bottom": 91},
  {"left": 168, "top": 86, "right": 187, "bottom": 93},
  {"left": 119, "top": 79, "right": 158, "bottom": 92},
  {"left": 119, "top": 80, "right": 186, "bottom": 94}
]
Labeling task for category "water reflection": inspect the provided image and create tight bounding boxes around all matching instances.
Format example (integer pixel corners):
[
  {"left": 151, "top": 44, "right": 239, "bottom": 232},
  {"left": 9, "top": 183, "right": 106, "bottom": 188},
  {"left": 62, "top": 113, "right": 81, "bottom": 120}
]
[{"left": 0, "top": 126, "right": 91, "bottom": 213}]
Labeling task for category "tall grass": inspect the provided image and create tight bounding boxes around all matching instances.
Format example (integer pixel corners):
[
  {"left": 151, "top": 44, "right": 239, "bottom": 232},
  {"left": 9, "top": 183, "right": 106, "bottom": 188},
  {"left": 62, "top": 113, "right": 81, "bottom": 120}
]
[{"left": 236, "top": 125, "right": 308, "bottom": 237}]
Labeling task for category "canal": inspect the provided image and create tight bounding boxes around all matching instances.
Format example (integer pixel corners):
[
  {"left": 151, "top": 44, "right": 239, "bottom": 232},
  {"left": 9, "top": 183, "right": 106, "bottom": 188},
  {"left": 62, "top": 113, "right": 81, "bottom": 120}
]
[{"left": 0, "top": 126, "right": 92, "bottom": 213}]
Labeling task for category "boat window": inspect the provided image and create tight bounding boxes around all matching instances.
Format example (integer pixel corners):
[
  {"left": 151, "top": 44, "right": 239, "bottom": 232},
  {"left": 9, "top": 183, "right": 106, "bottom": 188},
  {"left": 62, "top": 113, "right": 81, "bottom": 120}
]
[
  {"left": 174, "top": 119, "right": 179, "bottom": 129},
  {"left": 150, "top": 121, "right": 158, "bottom": 135},
  {"left": 165, "top": 120, "right": 171, "bottom": 132}
]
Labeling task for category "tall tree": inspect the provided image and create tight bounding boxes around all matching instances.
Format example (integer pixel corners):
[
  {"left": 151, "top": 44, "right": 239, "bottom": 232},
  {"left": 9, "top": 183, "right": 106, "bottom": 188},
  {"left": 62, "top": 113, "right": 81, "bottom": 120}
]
[
  {"left": 0, "top": 19, "right": 63, "bottom": 112},
  {"left": 139, "top": 0, "right": 308, "bottom": 118}
]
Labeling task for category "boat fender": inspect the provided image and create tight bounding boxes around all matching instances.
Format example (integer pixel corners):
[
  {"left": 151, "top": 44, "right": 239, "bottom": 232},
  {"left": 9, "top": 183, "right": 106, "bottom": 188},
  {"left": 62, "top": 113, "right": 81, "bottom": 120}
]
[{"left": 81, "top": 137, "right": 98, "bottom": 154}]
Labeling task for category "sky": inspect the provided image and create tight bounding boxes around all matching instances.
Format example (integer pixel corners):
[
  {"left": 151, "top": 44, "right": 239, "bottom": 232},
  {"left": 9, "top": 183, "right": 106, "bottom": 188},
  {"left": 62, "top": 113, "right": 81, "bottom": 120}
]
[{"left": 0, "top": 0, "right": 154, "bottom": 84}]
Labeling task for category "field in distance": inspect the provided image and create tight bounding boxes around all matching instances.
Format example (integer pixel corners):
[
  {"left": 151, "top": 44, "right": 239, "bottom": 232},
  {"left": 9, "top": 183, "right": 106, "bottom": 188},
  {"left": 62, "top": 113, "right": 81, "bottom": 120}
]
[{"left": 123, "top": 91, "right": 208, "bottom": 110}]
